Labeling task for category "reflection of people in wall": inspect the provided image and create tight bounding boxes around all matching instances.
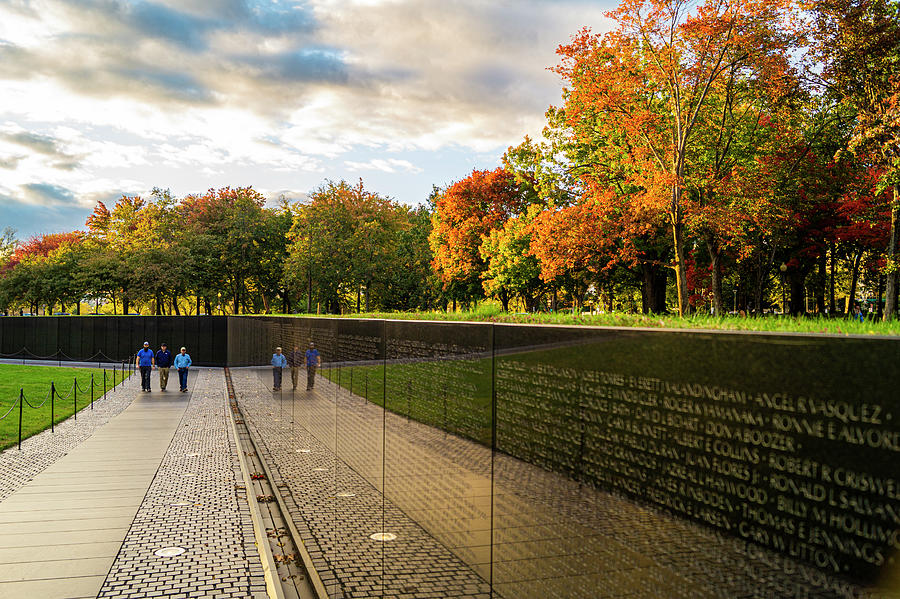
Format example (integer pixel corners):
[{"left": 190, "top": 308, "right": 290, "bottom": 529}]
[
  {"left": 305, "top": 342, "right": 321, "bottom": 391},
  {"left": 287, "top": 345, "right": 303, "bottom": 391},
  {"left": 271, "top": 347, "right": 287, "bottom": 391}
]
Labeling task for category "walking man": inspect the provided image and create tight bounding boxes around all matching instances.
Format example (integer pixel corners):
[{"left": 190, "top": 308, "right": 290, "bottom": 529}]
[
  {"left": 271, "top": 347, "right": 287, "bottom": 391},
  {"left": 288, "top": 345, "right": 303, "bottom": 391},
  {"left": 136, "top": 341, "right": 154, "bottom": 392},
  {"left": 305, "top": 342, "right": 321, "bottom": 391},
  {"left": 174, "top": 346, "right": 192, "bottom": 392},
  {"left": 156, "top": 342, "right": 172, "bottom": 391}
]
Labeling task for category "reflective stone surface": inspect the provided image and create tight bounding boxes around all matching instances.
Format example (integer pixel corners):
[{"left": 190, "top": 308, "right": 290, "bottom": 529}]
[{"left": 230, "top": 317, "right": 899, "bottom": 598}]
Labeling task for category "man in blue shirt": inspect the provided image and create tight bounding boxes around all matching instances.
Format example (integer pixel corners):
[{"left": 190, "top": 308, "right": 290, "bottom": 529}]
[
  {"left": 155, "top": 343, "right": 173, "bottom": 392},
  {"left": 271, "top": 347, "right": 287, "bottom": 391},
  {"left": 173, "top": 346, "right": 192, "bottom": 392},
  {"left": 305, "top": 342, "right": 321, "bottom": 391},
  {"left": 136, "top": 341, "right": 155, "bottom": 392}
]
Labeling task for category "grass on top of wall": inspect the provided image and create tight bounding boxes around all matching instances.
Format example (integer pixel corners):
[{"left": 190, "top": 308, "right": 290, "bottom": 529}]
[{"left": 279, "top": 308, "right": 900, "bottom": 337}]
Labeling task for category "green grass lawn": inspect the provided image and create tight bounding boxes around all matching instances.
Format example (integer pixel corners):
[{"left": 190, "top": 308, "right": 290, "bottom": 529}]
[
  {"left": 282, "top": 310, "right": 900, "bottom": 336},
  {"left": 0, "top": 364, "right": 132, "bottom": 450}
]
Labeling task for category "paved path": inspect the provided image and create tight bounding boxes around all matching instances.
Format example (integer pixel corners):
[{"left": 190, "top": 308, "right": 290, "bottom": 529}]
[
  {"left": 0, "top": 373, "right": 188, "bottom": 597},
  {"left": 0, "top": 367, "right": 266, "bottom": 599}
]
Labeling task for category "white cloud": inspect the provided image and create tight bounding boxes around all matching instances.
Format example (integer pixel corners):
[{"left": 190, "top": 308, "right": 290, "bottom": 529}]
[
  {"left": 345, "top": 158, "right": 422, "bottom": 174},
  {"left": 0, "top": 0, "right": 616, "bottom": 235}
]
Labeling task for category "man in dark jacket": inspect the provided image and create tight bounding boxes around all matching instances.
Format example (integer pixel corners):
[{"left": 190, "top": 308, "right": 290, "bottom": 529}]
[{"left": 156, "top": 343, "right": 173, "bottom": 391}]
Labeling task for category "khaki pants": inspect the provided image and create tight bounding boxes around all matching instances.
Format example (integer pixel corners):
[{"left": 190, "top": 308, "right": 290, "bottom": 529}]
[
  {"left": 291, "top": 366, "right": 300, "bottom": 389},
  {"left": 158, "top": 367, "right": 169, "bottom": 390}
]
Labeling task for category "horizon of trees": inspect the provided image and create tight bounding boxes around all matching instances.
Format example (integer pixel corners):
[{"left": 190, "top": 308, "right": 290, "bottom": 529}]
[{"left": 1, "top": 0, "right": 898, "bottom": 320}]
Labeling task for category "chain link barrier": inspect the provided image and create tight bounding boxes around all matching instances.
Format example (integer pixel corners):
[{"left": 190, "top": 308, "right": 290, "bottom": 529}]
[{"left": 2, "top": 360, "right": 132, "bottom": 451}]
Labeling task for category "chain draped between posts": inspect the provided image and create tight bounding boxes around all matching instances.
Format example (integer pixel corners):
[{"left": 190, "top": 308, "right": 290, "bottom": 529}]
[{"left": 0, "top": 359, "right": 132, "bottom": 451}]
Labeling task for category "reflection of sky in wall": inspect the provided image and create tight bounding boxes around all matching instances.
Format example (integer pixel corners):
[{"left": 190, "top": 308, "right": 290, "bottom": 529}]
[{"left": 0, "top": 0, "right": 614, "bottom": 238}]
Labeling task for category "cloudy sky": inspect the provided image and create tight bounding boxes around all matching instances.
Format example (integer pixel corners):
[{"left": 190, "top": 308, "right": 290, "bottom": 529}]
[{"left": 0, "top": 0, "right": 614, "bottom": 238}]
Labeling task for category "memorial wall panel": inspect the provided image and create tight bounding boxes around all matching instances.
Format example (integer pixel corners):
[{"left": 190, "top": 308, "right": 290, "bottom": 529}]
[
  {"left": 493, "top": 324, "right": 900, "bottom": 589},
  {"left": 382, "top": 321, "right": 494, "bottom": 591}
]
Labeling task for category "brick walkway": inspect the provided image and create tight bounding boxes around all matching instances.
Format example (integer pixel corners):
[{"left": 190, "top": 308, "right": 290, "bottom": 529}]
[{"left": 97, "top": 368, "right": 267, "bottom": 598}]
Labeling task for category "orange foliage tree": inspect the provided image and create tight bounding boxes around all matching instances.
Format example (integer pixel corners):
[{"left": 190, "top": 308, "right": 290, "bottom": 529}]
[
  {"left": 429, "top": 168, "right": 536, "bottom": 305},
  {"left": 553, "top": 0, "right": 797, "bottom": 314}
]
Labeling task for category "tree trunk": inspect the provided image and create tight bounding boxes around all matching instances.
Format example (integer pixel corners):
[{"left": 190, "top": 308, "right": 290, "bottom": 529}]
[
  {"left": 877, "top": 274, "right": 885, "bottom": 319},
  {"left": 122, "top": 295, "right": 129, "bottom": 315},
  {"left": 172, "top": 294, "right": 181, "bottom": 316},
  {"left": 883, "top": 186, "right": 899, "bottom": 320},
  {"left": 155, "top": 292, "right": 162, "bottom": 316},
  {"left": 815, "top": 252, "right": 826, "bottom": 314},
  {"left": 828, "top": 242, "right": 836, "bottom": 314},
  {"left": 551, "top": 286, "right": 557, "bottom": 312},
  {"left": 365, "top": 285, "right": 370, "bottom": 312},
  {"left": 499, "top": 288, "right": 510, "bottom": 312},
  {"left": 848, "top": 249, "right": 863, "bottom": 318},
  {"left": 707, "top": 236, "right": 723, "bottom": 316},
  {"left": 788, "top": 270, "right": 807, "bottom": 316},
  {"left": 671, "top": 219, "right": 689, "bottom": 316},
  {"left": 204, "top": 297, "right": 212, "bottom": 316},
  {"left": 75, "top": 300, "right": 80, "bottom": 315},
  {"left": 754, "top": 248, "right": 775, "bottom": 317},
  {"left": 640, "top": 263, "right": 667, "bottom": 314},
  {"left": 356, "top": 286, "right": 361, "bottom": 313}
]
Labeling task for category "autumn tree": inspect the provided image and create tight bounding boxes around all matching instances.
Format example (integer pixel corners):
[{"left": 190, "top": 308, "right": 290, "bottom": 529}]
[
  {"left": 286, "top": 180, "right": 408, "bottom": 313},
  {"left": 429, "top": 168, "right": 537, "bottom": 307},
  {"left": 554, "top": 0, "right": 797, "bottom": 315},
  {"left": 480, "top": 208, "right": 545, "bottom": 311},
  {"left": 811, "top": 0, "right": 900, "bottom": 319}
]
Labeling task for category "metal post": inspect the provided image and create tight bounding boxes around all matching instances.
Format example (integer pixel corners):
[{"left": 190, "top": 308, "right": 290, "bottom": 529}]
[
  {"left": 350, "top": 368, "right": 353, "bottom": 398},
  {"left": 113, "top": 364, "right": 117, "bottom": 389},
  {"left": 103, "top": 369, "right": 107, "bottom": 400},
  {"left": 74, "top": 377, "right": 77, "bottom": 421},
  {"left": 365, "top": 372, "right": 368, "bottom": 404},
  {"left": 51, "top": 381, "right": 55, "bottom": 433},
  {"left": 18, "top": 389, "right": 23, "bottom": 451},
  {"left": 91, "top": 374, "right": 95, "bottom": 410}
]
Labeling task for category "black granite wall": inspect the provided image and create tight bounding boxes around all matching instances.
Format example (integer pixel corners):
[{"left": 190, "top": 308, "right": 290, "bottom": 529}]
[
  {"left": 0, "top": 315, "right": 228, "bottom": 366},
  {"left": 228, "top": 316, "right": 900, "bottom": 589}
]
